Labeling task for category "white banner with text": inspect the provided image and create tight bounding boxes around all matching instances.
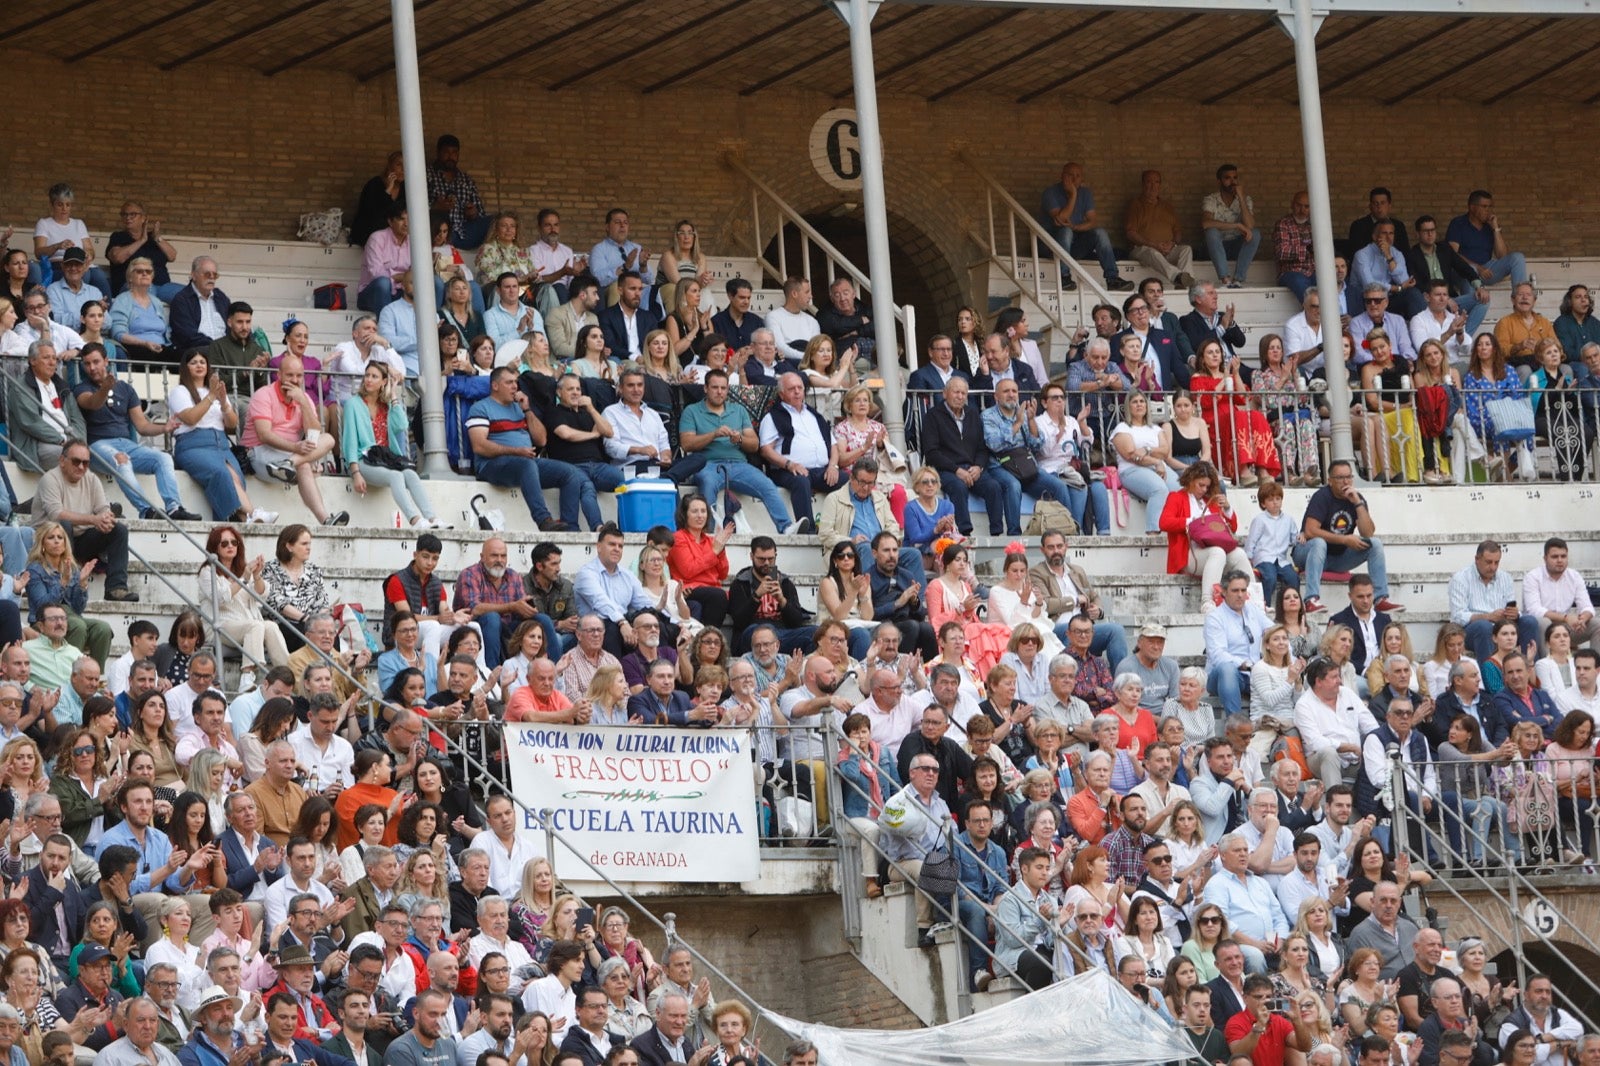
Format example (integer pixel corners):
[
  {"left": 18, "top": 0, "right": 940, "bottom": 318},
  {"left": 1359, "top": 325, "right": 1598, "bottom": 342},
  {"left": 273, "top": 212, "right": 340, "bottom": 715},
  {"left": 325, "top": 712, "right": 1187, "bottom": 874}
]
[{"left": 506, "top": 724, "right": 760, "bottom": 882}]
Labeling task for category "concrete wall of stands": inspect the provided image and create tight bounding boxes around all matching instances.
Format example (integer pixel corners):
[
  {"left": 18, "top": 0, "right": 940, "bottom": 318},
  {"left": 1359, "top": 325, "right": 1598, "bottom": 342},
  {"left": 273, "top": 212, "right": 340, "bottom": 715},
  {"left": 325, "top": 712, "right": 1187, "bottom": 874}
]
[{"left": 2, "top": 51, "right": 1595, "bottom": 331}]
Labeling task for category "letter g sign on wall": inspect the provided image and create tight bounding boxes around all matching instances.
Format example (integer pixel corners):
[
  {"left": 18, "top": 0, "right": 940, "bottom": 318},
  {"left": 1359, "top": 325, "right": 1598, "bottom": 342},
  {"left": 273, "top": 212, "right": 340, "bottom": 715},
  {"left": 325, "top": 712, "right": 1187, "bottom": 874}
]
[{"left": 810, "top": 108, "right": 863, "bottom": 192}]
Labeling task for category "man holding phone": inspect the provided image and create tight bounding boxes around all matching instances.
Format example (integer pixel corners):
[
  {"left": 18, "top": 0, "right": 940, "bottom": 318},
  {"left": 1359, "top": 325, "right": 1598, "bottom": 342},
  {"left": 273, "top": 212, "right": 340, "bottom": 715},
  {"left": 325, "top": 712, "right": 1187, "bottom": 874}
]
[
  {"left": 1448, "top": 539, "right": 1542, "bottom": 662},
  {"left": 243, "top": 354, "right": 348, "bottom": 527}
]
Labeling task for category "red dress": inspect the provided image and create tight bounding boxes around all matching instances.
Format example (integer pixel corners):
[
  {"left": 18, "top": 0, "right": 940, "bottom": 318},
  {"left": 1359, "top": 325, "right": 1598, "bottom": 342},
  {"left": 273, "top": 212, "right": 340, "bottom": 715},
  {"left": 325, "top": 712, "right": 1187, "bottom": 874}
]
[
  {"left": 1190, "top": 373, "right": 1282, "bottom": 481},
  {"left": 926, "top": 577, "right": 1012, "bottom": 678}
]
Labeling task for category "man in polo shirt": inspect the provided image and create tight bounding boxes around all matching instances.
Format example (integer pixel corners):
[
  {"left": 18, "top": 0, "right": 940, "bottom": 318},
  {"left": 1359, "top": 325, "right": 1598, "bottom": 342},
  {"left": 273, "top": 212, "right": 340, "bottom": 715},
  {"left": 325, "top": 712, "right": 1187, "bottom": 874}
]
[
  {"left": 464, "top": 366, "right": 576, "bottom": 532},
  {"left": 1445, "top": 190, "right": 1528, "bottom": 292},
  {"left": 758, "top": 372, "right": 835, "bottom": 529},
  {"left": 244, "top": 355, "right": 348, "bottom": 527},
  {"left": 504, "top": 659, "right": 585, "bottom": 723},
  {"left": 680, "top": 369, "right": 799, "bottom": 531},
  {"left": 542, "top": 375, "right": 622, "bottom": 531}
]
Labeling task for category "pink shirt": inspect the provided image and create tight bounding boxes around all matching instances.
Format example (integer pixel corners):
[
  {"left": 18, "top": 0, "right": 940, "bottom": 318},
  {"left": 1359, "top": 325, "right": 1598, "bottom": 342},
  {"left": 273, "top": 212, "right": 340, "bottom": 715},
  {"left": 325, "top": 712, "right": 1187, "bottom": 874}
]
[
  {"left": 360, "top": 227, "right": 411, "bottom": 293},
  {"left": 243, "top": 383, "right": 306, "bottom": 449}
]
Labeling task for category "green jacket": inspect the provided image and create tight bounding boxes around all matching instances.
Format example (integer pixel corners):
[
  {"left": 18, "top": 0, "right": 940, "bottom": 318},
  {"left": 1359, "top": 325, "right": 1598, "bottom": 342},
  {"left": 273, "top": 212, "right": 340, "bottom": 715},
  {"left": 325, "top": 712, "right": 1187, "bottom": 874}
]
[
  {"left": 340, "top": 394, "right": 411, "bottom": 467},
  {"left": 49, "top": 771, "right": 120, "bottom": 848},
  {"left": 8, "top": 371, "right": 85, "bottom": 473}
]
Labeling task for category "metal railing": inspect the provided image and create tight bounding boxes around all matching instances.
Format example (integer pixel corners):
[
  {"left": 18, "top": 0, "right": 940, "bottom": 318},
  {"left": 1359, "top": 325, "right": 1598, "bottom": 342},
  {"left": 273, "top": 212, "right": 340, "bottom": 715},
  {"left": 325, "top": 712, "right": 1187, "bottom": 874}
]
[
  {"left": 904, "top": 381, "right": 1600, "bottom": 489},
  {"left": 724, "top": 154, "right": 919, "bottom": 374},
  {"left": 956, "top": 151, "right": 1109, "bottom": 343},
  {"left": 1389, "top": 748, "right": 1600, "bottom": 1033}
]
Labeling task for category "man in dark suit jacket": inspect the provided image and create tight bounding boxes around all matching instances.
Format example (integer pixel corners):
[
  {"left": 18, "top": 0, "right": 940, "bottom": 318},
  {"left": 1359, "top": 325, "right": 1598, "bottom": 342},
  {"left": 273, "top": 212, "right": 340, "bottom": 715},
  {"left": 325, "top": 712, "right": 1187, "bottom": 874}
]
[
  {"left": 919, "top": 377, "right": 1007, "bottom": 536},
  {"left": 1137, "top": 278, "right": 1196, "bottom": 366},
  {"left": 969, "top": 337, "right": 1041, "bottom": 399},
  {"left": 558, "top": 986, "right": 617, "bottom": 1066},
  {"left": 1178, "top": 282, "right": 1253, "bottom": 385},
  {"left": 1431, "top": 661, "right": 1510, "bottom": 749},
  {"left": 26, "top": 837, "right": 93, "bottom": 970},
  {"left": 598, "top": 271, "right": 660, "bottom": 362},
  {"left": 631, "top": 990, "right": 702, "bottom": 1066},
  {"left": 1112, "top": 325, "right": 1189, "bottom": 392},
  {"left": 1406, "top": 217, "right": 1480, "bottom": 301},
  {"left": 1206, "top": 941, "right": 1250, "bottom": 1029},
  {"left": 169, "top": 256, "right": 234, "bottom": 353},
  {"left": 217, "top": 795, "right": 286, "bottom": 897},
  {"left": 1329, "top": 575, "right": 1392, "bottom": 681},
  {"left": 906, "top": 336, "right": 971, "bottom": 450}
]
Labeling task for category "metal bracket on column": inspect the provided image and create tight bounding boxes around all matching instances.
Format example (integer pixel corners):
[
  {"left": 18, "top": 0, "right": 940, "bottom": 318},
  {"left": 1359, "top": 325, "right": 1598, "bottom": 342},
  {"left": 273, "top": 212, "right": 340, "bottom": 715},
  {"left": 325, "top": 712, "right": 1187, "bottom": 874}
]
[
  {"left": 830, "top": 0, "right": 881, "bottom": 26},
  {"left": 1276, "top": 9, "right": 1325, "bottom": 38}
]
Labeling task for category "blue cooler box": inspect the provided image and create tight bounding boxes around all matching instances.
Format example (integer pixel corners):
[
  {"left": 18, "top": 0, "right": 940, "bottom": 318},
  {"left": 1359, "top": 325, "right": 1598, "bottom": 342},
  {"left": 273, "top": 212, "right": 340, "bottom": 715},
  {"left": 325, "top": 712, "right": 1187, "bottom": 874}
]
[{"left": 615, "top": 479, "right": 679, "bottom": 532}]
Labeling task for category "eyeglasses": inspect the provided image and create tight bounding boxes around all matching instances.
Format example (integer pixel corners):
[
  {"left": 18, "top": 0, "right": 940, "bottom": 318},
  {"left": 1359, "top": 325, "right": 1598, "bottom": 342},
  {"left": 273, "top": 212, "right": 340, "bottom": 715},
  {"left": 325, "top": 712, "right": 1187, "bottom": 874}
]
[
  {"left": 292, "top": 908, "right": 320, "bottom": 917},
  {"left": 1198, "top": 915, "right": 1222, "bottom": 925},
  {"left": 1365, "top": 297, "right": 1386, "bottom": 304},
  {"left": 911, "top": 765, "right": 939, "bottom": 773},
  {"left": 66, "top": 457, "right": 90, "bottom": 468},
  {"left": 1147, "top": 855, "right": 1172, "bottom": 864},
  {"left": 481, "top": 966, "right": 510, "bottom": 976},
  {"left": 72, "top": 746, "right": 96, "bottom": 757}
]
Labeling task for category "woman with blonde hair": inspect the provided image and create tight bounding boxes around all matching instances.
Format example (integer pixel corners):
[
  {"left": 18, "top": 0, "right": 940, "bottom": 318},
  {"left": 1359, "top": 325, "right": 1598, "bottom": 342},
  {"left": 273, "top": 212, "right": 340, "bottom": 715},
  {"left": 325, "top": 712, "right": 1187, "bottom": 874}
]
[
  {"left": 830, "top": 384, "right": 897, "bottom": 491},
  {"left": 397, "top": 849, "right": 451, "bottom": 918},
  {"left": 1412, "top": 337, "right": 1463, "bottom": 484},
  {"left": 1319, "top": 623, "right": 1361, "bottom": 692},
  {"left": 144, "top": 897, "right": 206, "bottom": 1004},
  {"left": 636, "top": 542, "right": 696, "bottom": 640},
  {"left": 1293, "top": 897, "right": 1347, "bottom": 985},
  {"left": 657, "top": 220, "right": 713, "bottom": 320},
  {"left": 665, "top": 279, "right": 715, "bottom": 361},
  {"left": 0, "top": 737, "right": 47, "bottom": 814},
  {"left": 639, "top": 329, "right": 682, "bottom": 383},
  {"left": 799, "top": 334, "right": 855, "bottom": 419},
  {"left": 511, "top": 855, "right": 559, "bottom": 951},
  {"left": 1359, "top": 328, "right": 1422, "bottom": 483},
  {"left": 586, "top": 664, "right": 632, "bottom": 726},
  {"left": 25, "top": 520, "right": 111, "bottom": 665},
  {"left": 1364, "top": 621, "right": 1426, "bottom": 698},
  {"left": 901, "top": 464, "right": 957, "bottom": 552},
  {"left": 707, "top": 1000, "right": 758, "bottom": 1066}
]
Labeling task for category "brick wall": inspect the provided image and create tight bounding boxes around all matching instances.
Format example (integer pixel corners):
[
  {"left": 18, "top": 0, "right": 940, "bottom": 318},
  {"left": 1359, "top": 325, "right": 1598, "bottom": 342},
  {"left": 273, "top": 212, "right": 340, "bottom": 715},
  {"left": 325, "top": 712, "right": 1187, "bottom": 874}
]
[
  {"left": 606, "top": 896, "right": 920, "bottom": 1031},
  {"left": 1, "top": 51, "right": 1586, "bottom": 329}
]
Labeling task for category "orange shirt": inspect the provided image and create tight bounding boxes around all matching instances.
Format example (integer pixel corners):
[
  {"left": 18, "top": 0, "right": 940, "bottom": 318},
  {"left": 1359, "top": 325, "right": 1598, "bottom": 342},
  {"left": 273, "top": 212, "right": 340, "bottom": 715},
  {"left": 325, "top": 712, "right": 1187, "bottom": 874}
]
[
  {"left": 506, "top": 685, "right": 573, "bottom": 722},
  {"left": 334, "top": 782, "right": 401, "bottom": 851}
]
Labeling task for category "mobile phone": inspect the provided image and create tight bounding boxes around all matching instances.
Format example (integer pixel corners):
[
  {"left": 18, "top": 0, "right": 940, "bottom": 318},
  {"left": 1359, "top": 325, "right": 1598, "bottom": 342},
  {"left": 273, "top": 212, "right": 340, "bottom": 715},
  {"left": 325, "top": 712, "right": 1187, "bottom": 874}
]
[
  {"left": 576, "top": 906, "right": 596, "bottom": 930},
  {"left": 1506, "top": 600, "right": 1518, "bottom": 609}
]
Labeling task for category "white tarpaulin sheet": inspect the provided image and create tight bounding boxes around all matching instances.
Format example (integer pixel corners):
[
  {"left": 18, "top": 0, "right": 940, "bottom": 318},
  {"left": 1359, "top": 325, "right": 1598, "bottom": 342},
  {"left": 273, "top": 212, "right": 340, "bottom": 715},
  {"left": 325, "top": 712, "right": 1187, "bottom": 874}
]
[{"left": 765, "top": 970, "right": 1200, "bottom": 1066}]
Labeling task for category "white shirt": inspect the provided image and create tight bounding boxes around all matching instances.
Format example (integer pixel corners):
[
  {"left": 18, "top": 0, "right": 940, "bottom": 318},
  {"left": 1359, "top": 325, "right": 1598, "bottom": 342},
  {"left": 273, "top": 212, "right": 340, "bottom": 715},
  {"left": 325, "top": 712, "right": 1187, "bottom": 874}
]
[
  {"left": 466, "top": 830, "right": 545, "bottom": 896},
  {"left": 467, "top": 932, "right": 534, "bottom": 995},
  {"left": 349, "top": 932, "right": 418, "bottom": 1004},
  {"left": 759, "top": 402, "right": 830, "bottom": 468},
  {"left": 288, "top": 723, "right": 356, "bottom": 791},
  {"left": 192, "top": 285, "right": 226, "bottom": 340},
  {"left": 1361, "top": 728, "right": 1439, "bottom": 805},
  {"left": 1408, "top": 308, "right": 1468, "bottom": 365},
  {"left": 262, "top": 872, "right": 335, "bottom": 931},
  {"left": 601, "top": 401, "right": 670, "bottom": 463},
  {"left": 327, "top": 341, "right": 404, "bottom": 403},
  {"left": 1557, "top": 684, "right": 1600, "bottom": 716},
  {"left": 1292, "top": 685, "right": 1377, "bottom": 764},
  {"left": 618, "top": 308, "right": 643, "bottom": 358},
  {"left": 765, "top": 307, "right": 820, "bottom": 357},
  {"left": 1523, "top": 565, "right": 1595, "bottom": 622},
  {"left": 529, "top": 240, "right": 576, "bottom": 280},
  {"left": 522, "top": 974, "right": 576, "bottom": 1041},
  {"left": 1309, "top": 820, "right": 1356, "bottom": 877},
  {"left": 1283, "top": 312, "right": 1325, "bottom": 372},
  {"left": 164, "top": 682, "right": 206, "bottom": 731},
  {"left": 848, "top": 694, "right": 920, "bottom": 757},
  {"left": 13, "top": 318, "right": 85, "bottom": 354},
  {"left": 1237, "top": 819, "right": 1296, "bottom": 890},
  {"left": 107, "top": 651, "right": 136, "bottom": 698}
]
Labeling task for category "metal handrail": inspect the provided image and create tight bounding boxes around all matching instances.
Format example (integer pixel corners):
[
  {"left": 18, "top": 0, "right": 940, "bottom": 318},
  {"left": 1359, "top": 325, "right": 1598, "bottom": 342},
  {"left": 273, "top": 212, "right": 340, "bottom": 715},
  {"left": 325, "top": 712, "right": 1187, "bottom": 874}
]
[
  {"left": 955, "top": 150, "right": 1111, "bottom": 335},
  {"left": 1388, "top": 747, "right": 1600, "bottom": 1034},
  {"left": 724, "top": 153, "right": 920, "bottom": 374}
]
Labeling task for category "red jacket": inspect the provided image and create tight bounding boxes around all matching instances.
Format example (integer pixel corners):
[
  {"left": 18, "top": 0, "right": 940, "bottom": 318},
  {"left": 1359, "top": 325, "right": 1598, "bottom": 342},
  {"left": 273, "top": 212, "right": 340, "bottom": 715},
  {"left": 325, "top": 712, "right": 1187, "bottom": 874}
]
[
  {"left": 262, "top": 980, "right": 338, "bottom": 1041},
  {"left": 1157, "top": 490, "right": 1236, "bottom": 574},
  {"left": 667, "top": 529, "right": 729, "bottom": 589}
]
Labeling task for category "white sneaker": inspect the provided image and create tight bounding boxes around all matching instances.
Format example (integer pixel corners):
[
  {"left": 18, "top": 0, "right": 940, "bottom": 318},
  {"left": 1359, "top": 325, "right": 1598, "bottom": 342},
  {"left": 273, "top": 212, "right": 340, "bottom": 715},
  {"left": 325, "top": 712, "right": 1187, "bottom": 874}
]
[
  {"left": 237, "top": 670, "right": 257, "bottom": 693},
  {"left": 248, "top": 509, "right": 279, "bottom": 524}
]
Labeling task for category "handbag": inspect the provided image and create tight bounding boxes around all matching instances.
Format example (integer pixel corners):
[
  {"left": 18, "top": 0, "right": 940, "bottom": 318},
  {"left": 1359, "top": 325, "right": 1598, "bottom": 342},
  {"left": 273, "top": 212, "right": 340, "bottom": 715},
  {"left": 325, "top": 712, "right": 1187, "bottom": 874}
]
[
  {"left": 1188, "top": 512, "right": 1239, "bottom": 552},
  {"left": 917, "top": 835, "right": 960, "bottom": 899},
  {"left": 999, "top": 445, "right": 1038, "bottom": 481},
  {"left": 1485, "top": 396, "right": 1536, "bottom": 442},
  {"left": 313, "top": 283, "right": 348, "bottom": 311},
  {"left": 362, "top": 445, "right": 414, "bottom": 472}
]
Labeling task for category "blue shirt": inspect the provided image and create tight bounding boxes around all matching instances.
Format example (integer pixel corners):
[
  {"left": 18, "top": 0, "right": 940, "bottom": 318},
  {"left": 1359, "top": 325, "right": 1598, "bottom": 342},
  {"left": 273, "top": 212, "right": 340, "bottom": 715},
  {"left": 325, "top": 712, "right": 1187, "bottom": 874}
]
[
  {"left": 96, "top": 820, "right": 181, "bottom": 894},
  {"left": 464, "top": 397, "right": 531, "bottom": 452},
  {"left": 956, "top": 832, "right": 1009, "bottom": 906},
  {"left": 483, "top": 302, "right": 543, "bottom": 351},
  {"left": 712, "top": 309, "right": 763, "bottom": 352},
  {"left": 73, "top": 379, "right": 141, "bottom": 442},
  {"left": 1447, "top": 562, "right": 1518, "bottom": 626},
  {"left": 587, "top": 239, "right": 655, "bottom": 289},
  {"left": 1202, "top": 868, "right": 1289, "bottom": 940},
  {"left": 574, "top": 557, "right": 654, "bottom": 624},
  {"left": 1040, "top": 183, "right": 1095, "bottom": 229},
  {"left": 1352, "top": 242, "right": 1411, "bottom": 292},
  {"left": 982, "top": 404, "right": 1043, "bottom": 454},
  {"left": 1445, "top": 213, "right": 1495, "bottom": 266},
  {"left": 46, "top": 280, "right": 104, "bottom": 330},
  {"left": 377, "top": 298, "right": 420, "bottom": 377},
  {"left": 850, "top": 492, "right": 881, "bottom": 542},
  {"left": 1202, "top": 600, "right": 1270, "bottom": 670}
]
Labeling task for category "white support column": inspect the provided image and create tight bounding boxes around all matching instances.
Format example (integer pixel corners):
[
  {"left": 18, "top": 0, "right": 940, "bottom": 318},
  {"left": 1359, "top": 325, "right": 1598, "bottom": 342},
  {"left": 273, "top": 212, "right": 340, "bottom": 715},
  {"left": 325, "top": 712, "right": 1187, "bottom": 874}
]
[
  {"left": 1282, "top": 0, "right": 1351, "bottom": 466},
  {"left": 393, "top": 0, "right": 449, "bottom": 475},
  {"left": 835, "top": 0, "right": 907, "bottom": 450}
]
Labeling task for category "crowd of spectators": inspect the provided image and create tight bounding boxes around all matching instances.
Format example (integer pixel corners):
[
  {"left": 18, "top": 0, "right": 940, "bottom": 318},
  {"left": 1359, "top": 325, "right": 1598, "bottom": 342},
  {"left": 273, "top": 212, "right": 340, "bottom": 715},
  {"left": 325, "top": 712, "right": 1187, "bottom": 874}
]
[{"left": 2, "top": 155, "right": 1600, "bottom": 1065}]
